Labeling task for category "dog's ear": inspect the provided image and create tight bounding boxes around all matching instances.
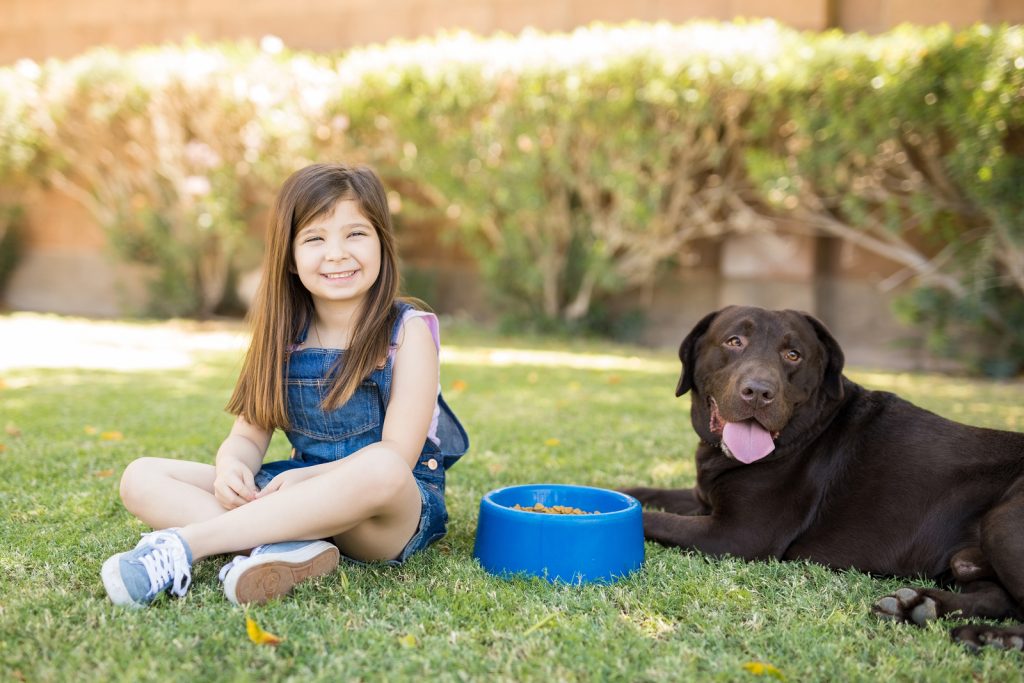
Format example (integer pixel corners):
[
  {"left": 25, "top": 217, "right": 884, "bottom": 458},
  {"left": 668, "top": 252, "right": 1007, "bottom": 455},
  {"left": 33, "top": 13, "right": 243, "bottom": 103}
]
[
  {"left": 802, "top": 313, "right": 845, "bottom": 401},
  {"left": 676, "top": 310, "right": 720, "bottom": 397}
]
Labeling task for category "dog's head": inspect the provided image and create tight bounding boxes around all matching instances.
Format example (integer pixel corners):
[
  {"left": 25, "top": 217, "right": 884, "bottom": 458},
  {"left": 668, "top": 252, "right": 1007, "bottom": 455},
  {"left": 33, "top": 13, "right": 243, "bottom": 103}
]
[{"left": 675, "top": 306, "right": 845, "bottom": 464}]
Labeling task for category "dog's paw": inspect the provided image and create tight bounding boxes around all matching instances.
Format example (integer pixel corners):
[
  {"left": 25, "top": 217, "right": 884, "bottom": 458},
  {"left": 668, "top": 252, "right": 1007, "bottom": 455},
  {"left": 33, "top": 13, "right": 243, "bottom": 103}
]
[
  {"left": 951, "top": 624, "right": 1024, "bottom": 652},
  {"left": 873, "top": 587, "right": 939, "bottom": 626}
]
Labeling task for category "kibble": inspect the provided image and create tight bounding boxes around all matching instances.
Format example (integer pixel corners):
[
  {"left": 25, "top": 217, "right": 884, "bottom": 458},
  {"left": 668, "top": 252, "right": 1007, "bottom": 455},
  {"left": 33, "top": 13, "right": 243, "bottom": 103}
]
[{"left": 512, "top": 502, "right": 599, "bottom": 515}]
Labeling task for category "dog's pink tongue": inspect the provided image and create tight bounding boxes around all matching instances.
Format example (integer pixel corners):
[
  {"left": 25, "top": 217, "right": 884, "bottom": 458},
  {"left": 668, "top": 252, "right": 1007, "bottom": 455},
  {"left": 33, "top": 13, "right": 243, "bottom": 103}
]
[{"left": 722, "top": 421, "right": 775, "bottom": 464}]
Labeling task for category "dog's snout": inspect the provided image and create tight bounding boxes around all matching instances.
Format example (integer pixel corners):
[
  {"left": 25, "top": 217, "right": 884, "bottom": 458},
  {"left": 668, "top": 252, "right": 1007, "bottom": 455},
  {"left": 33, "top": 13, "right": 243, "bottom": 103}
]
[{"left": 740, "top": 378, "right": 776, "bottom": 407}]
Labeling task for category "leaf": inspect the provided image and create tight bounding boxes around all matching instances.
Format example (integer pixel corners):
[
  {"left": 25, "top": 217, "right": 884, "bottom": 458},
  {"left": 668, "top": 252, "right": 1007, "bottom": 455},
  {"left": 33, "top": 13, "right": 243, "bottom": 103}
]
[
  {"left": 398, "top": 633, "right": 418, "bottom": 648},
  {"left": 544, "top": 438, "right": 560, "bottom": 446},
  {"left": 742, "top": 662, "right": 785, "bottom": 680},
  {"left": 99, "top": 431, "right": 124, "bottom": 441},
  {"left": 84, "top": 426, "right": 98, "bottom": 435},
  {"left": 5, "top": 423, "right": 21, "bottom": 437},
  {"left": 522, "top": 612, "right": 558, "bottom": 635},
  {"left": 0, "top": 444, "right": 6, "bottom": 453},
  {"left": 450, "top": 379, "right": 468, "bottom": 392},
  {"left": 246, "top": 613, "right": 282, "bottom": 646},
  {"left": 93, "top": 469, "right": 115, "bottom": 478}
]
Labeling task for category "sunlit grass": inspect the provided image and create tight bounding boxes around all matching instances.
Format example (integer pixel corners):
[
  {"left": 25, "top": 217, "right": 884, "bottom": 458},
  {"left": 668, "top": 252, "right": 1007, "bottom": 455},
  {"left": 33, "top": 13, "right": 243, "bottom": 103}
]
[{"left": 1, "top": 315, "right": 1022, "bottom": 681}]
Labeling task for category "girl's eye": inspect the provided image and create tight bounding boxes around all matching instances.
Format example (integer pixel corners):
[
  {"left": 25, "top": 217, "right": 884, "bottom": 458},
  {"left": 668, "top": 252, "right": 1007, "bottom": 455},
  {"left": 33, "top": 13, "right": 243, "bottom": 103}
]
[
  {"left": 302, "top": 235, "right": 323, "bottom": 243},
  {"left": 784, "top": 350, "right": 802, "bottom": 362},
  {"left": 725, "top": 336, "right": 744, "bottom": 348}
]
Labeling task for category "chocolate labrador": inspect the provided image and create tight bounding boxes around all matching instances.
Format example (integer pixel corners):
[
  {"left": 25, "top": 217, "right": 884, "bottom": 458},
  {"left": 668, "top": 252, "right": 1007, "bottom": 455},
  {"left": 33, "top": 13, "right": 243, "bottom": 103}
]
[{"left": 621, "top": 306, "right": 1024, "bottom": 651}]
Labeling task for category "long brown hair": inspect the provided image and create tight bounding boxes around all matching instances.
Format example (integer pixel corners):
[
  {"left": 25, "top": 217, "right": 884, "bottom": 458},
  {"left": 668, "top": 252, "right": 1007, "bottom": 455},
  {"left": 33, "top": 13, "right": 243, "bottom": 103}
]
[{"left": 226, "top": 163, "right": 406, "bottom": 430}]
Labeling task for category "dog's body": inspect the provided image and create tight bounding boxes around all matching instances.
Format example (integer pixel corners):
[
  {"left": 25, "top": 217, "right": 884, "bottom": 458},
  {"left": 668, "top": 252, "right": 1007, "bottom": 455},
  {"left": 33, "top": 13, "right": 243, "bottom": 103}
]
[{"left": 622, "top": 306, "right": 1024, "bottom": 650}]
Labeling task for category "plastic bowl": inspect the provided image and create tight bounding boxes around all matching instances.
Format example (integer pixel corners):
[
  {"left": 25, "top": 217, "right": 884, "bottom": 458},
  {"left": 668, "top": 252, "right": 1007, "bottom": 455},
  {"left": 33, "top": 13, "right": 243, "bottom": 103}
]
[{"left": 472, "top": 484, "right": 644, "bottom": 584}]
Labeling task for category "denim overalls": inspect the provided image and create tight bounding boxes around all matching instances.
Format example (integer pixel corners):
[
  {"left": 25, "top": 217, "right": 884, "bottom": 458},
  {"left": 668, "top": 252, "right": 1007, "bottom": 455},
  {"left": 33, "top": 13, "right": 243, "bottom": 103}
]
[{"left": 254, "top": 302, "right": 469, "bottom": 563}]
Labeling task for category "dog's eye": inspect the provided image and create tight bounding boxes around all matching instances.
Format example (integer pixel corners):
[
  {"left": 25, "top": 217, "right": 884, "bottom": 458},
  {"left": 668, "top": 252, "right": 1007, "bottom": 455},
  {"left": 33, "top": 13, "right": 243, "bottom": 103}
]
[
  {"left": 784, "top": 350, "right": 802, "bottom": 362},
  {"left": 725, "top": 336, "right": 744, "bottom": 348}
]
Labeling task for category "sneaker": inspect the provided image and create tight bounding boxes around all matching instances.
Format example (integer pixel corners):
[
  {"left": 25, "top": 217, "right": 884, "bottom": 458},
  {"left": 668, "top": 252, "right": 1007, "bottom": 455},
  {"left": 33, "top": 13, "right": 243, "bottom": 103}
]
[
  {"left": 101, "top": 529, "right": 193, "bottom": 608},
  {"left": 218, "top": 540, "right": 340, "bottom": 605}
]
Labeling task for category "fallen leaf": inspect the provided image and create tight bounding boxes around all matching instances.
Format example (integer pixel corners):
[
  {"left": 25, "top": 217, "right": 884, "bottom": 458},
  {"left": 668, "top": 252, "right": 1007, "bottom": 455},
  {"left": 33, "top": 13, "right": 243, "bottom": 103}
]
[
  {"left": 522, "top": 612, "right": 558, "bottom": 635},
  {"left": 94, "top": 469, "right": 115, "bottom": 478},
  {"left": 5, "top": 423, "right": 21, "bottom": 437},
  {"left": 450, "top": 379, "right": 468, "bottom": 392},
  {"left": 742, "top": 662, "right": 785, "bottom": 680},
  {"left": 246, "top": 613, "right": 282, "bottom": 646},
  {"left": 527, "top": 372, "right": 539, "bottom": 383},
  {"left": 0, "top": 444, "right": 6, "bottom": 453},
  {"left": 398, "top": 633, "right": 417, "bottom": 648},
  {"left": 607, "top": 375, "right": 621, "bottom": 384},
  {"left": 84, "top": 426, "right": 98, "bottom": 435},
  {"left": 544, "top": 438, "right": 560, "bottom": 447},
  {"left": 99, "top": 431, "right": 124, "bottom": 441}
]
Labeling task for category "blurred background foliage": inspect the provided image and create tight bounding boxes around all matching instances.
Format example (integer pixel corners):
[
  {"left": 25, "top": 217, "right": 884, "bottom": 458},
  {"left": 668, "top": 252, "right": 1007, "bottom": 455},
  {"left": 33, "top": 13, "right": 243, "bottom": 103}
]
[{"left": 0, "top": 21, "right": 1021, "bottom": 374}]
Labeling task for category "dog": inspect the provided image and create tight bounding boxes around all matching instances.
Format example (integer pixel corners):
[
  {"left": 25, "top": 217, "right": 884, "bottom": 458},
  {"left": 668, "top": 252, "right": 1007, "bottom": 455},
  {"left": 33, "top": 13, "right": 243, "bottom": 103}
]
[{"left": 621, "top": 306, "right": 1024, "bottom": 650}]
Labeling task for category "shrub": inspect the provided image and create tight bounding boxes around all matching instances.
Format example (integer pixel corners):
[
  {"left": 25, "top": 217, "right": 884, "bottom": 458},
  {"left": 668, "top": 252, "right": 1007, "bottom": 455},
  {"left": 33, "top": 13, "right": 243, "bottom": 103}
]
[
  {"left": 1, "top": 22, "right": 1021, "bottom": 372},
  {"left": 745, "top": 23, "right": 1024, "bottom": 374},
  {"left": 26, "top": 41, "right": 345, "bottom": 317}
]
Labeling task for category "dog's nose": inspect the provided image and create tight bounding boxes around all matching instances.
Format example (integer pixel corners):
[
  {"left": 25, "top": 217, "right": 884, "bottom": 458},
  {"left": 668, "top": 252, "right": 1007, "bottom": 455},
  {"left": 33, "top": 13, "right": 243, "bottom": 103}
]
[{"left": 740, "top": 379, "right": 776, "bottom": 407}]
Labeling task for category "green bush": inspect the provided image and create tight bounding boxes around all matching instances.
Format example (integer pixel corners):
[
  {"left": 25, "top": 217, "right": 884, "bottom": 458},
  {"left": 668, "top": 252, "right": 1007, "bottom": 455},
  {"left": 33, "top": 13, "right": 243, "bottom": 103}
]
[
  {"left": 22, "top": 41, "right": 345, "bottom": 317},
  {"left": 0, "top": 21, "right": 1021, "bottom": 371},
  {"left": 745, "top": 23, "right": 1024, "bottom": 374}
]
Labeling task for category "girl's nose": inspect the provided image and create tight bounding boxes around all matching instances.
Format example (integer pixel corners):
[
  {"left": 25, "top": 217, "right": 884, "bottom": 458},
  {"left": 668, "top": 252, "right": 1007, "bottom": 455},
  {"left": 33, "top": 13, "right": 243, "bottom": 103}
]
[{"left": 324, "top": 236, "right": 347, "bottom": 261}]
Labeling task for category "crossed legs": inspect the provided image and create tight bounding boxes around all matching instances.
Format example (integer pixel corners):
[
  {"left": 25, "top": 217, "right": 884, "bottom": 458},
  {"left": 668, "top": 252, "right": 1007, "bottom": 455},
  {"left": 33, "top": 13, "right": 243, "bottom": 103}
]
[{"left": 118, "top": 448, "right": 422, "bottom": 563}]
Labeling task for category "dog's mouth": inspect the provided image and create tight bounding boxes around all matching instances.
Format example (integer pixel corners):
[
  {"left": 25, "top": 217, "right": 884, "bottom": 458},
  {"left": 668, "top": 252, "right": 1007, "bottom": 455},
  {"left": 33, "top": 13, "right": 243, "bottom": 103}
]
[{"left": 708, "top": 397, "right": 779, "bottom": 464}]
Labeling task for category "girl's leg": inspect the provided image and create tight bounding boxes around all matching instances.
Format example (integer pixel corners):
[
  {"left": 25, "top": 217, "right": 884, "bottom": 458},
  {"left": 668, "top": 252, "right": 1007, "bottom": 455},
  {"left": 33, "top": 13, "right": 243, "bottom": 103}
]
[
  {"left": 119, "top": 457, "right": 227, "bottom": 530},
  {"left": 178, "top": 447, "right": 421, "bottom": 563}
]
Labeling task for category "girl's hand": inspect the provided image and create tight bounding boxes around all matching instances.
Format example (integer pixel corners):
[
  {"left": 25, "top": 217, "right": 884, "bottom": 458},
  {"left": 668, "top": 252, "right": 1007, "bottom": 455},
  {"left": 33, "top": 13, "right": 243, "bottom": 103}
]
[
  {"left": 256, "top": 467, "right": 318, "bottom": 497},
  {"left": 213, "top": 458, "right": 258, "bottom": 509}
]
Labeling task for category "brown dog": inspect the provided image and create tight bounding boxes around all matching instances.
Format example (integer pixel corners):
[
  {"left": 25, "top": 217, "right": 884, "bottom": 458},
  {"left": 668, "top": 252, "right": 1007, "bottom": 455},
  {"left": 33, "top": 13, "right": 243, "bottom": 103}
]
[{"left": 621, "top": 306, "right": 1024, "bottom": 650}]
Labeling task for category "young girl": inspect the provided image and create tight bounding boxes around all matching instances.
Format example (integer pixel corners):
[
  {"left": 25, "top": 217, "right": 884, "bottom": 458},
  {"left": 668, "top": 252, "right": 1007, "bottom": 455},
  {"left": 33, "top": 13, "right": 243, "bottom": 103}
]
[{"left": 102, "top": 163, "right": 468, "bottom": 607}]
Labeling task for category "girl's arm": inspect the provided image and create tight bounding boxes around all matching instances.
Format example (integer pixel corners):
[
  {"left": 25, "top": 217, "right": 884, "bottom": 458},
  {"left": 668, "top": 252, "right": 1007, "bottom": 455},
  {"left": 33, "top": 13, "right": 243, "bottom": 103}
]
[
  {"left": 214, "top": 415, "right": 272, "bottom": 509},
  {"left": 378, "top": 315, "right": 440, "bottom": 468}
]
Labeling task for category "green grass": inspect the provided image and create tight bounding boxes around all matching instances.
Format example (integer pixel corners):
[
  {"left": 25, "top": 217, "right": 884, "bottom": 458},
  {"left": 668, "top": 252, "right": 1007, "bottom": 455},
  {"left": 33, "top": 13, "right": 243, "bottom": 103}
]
[{"left": 2, "top": 317, "right": 1023, "bottom": 681}]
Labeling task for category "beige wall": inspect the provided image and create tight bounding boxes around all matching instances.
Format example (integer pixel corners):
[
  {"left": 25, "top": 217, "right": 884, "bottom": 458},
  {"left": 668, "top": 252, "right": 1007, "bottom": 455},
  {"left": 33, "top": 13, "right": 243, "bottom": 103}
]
[
  {"left": 0, "top": 0, "right": 837, "bottom": 65},
  {"left": 6, "top": 0, "right": 1020, "bottom": 66}
]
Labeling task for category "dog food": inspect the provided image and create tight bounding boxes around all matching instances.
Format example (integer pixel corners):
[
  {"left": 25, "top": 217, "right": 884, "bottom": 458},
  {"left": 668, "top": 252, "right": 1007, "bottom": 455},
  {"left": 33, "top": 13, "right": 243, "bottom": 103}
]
[{"left": 513, "top": 503, "right": 599, "bottom": 515}]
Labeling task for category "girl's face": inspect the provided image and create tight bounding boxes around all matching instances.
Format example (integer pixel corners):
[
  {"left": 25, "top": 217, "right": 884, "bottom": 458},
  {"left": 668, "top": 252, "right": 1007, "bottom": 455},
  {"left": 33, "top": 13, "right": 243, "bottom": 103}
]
[{"left": 292, "top": 199, "right": 382, "bottom": 312}]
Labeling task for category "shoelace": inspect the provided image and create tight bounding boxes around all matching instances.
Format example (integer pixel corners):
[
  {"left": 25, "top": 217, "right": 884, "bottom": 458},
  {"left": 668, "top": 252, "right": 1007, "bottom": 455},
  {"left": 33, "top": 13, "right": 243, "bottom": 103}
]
[
  {"left": 217, "top": 544, "right": 269, "bottom": 583},
  {"left": 138, "top": 531, "right": 192, "bottom": 598}
]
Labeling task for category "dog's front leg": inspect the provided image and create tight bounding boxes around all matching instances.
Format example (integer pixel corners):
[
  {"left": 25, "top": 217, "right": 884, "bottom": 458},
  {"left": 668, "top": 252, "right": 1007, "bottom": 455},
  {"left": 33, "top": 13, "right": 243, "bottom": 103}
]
[
  {"left": 619, "top": 486, "right": 709, "bottom": 516},
  {"left": 642, "top": 511, "right": 777, "bottom": 560}
]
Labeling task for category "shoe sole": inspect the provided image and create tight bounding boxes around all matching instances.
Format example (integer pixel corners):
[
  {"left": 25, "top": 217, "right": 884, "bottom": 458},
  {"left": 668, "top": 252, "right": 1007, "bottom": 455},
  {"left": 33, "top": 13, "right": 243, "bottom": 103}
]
[{"left": 224, "top": 542, "right": 340, "bottom": 605}]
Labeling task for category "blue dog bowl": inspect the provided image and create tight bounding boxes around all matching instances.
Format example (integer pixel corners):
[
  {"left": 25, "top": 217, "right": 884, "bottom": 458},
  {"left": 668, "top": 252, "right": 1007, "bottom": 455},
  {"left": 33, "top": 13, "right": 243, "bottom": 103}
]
[{"left": 473, "top": 484, "right": 644, "bottom": 584}]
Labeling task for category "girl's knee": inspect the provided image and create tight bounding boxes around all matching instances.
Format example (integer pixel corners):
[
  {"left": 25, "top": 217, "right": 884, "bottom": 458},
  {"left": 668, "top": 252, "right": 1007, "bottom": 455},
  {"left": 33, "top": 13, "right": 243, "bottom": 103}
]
[
  {"left": 346, "top": 448, "right": 417, "bottom": 509},
  {"left": 119, "top": 457, "right": 162, "bottom": 511}
]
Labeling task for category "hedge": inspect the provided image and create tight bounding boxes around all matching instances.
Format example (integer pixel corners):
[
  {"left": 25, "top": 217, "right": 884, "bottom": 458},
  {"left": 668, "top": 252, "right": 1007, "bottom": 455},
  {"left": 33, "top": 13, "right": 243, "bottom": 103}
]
[{"left": 0, "top": 21, "right": 1021, "bottom": 372}]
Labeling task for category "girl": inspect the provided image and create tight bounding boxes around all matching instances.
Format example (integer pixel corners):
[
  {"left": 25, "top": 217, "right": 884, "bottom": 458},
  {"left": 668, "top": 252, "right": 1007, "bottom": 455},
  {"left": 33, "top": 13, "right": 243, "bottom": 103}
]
[{"left": 102, "top": 163, "right": 468, "bottom": 607}]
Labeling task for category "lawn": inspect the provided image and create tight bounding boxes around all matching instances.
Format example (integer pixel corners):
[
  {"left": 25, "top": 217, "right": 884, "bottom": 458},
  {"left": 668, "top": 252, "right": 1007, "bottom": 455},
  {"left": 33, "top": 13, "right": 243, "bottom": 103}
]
[{"left": 1, "top": 314, "right": 1023, "bottom": 682}]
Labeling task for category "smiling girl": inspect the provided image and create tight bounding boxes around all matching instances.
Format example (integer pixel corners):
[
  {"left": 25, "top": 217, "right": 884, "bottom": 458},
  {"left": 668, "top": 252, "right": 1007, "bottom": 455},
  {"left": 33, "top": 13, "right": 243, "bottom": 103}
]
[{"left": 102, "top": 163, "right": 468, "bottom": 607}]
